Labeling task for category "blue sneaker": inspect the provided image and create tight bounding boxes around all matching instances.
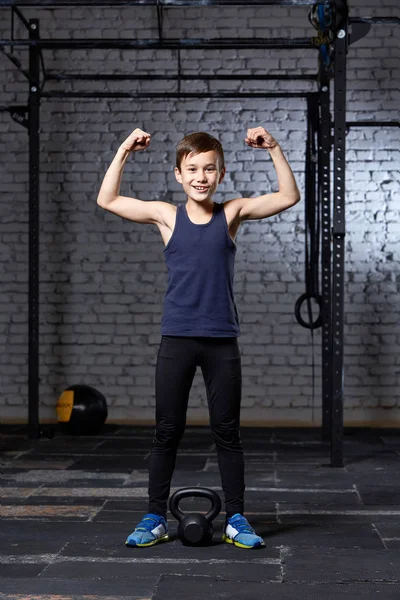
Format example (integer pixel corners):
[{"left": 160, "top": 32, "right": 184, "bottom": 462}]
[
  {"left": 222, "top": 513, "right": 265, "bottom": 549},
  {"left": 125, "top": 513, "right": 169, "bottom": 548}
]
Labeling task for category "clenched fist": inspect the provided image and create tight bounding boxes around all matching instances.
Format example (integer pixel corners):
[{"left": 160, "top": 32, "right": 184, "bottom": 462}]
[
  {"left": 245, "top": 126, "right": 279, "bottom": 150},
  {"left": 120, "top": 128, "right": 151, "bottom": 152}
]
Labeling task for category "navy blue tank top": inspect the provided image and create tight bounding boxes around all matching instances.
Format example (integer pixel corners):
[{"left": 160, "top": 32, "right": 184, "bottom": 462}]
[{"left": 161, "top": 201, "right": 240, "bottom": 337}]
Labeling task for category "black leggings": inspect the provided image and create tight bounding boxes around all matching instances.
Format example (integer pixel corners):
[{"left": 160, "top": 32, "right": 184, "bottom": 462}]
[{"left": 148, "top": 335, "right": 245, "bottom": 518}]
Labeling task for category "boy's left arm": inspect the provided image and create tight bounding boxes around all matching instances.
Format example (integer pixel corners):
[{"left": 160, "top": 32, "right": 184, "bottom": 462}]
[{"left": 238, "top": 126, "right": 301, "bottom": 222}]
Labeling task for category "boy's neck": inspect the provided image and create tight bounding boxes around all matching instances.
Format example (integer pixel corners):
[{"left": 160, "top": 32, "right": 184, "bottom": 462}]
[{"left": 186, "top": 199, "right": 214, "bottom": 214}]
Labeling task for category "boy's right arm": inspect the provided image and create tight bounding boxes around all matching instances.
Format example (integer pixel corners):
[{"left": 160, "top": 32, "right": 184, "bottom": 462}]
[{"left": 96, "top": 129, "right": 163, "bottom": 226}]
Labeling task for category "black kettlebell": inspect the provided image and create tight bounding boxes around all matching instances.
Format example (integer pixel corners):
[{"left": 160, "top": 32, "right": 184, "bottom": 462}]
[{"left": 169, "top": 487, "right": 221, "bottom": 546}]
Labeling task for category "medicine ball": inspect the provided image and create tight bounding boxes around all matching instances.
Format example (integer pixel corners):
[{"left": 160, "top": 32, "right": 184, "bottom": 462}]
[{"left": 56, "top": 384, "right": 107, "bottom": 435}]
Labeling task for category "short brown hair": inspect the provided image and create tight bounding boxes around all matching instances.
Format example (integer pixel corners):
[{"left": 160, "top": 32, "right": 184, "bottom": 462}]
[{"left": 176, "top": 132, "right": 225, "bottom": 172}]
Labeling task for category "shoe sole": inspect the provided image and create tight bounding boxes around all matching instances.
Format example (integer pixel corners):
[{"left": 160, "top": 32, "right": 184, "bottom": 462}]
[
  {"left": 125, "top": 533, "right": 170, "bottom": 548},
  {"left": 222, "top": 533, "right": 265, "bottom": 549}
]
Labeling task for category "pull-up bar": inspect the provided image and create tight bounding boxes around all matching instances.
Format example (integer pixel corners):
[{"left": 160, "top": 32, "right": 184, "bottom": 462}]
[
  {"left": 0, "top": 0, "right": 320, "bottom": 7},
  {"left": 0, "top": 38, "right": 314, "bottom": 49},
  {"left": 40, "top": 92, "right": 316, "bottom": 98}
]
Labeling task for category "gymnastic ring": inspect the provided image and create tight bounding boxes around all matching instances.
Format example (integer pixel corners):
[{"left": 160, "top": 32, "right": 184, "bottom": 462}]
[{"left": 294, "top": 292, "right": 323, "bottom": 330}]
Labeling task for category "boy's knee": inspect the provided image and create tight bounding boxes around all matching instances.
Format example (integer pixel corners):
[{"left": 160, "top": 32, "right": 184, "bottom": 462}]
[
  {"left": 152, "top": 417, "right": 185, "bottom": 450},
  {"left": 211, "top": 419, "right": 242, "bottom": 449}
]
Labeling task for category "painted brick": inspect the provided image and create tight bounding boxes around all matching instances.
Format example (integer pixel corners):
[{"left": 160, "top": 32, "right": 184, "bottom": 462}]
[{"left": 0, "top": 0, "right": 398, "bottom": 425}]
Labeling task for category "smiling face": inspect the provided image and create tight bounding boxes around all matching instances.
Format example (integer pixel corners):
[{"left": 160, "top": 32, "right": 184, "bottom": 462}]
[{"left": 174, "top": 150, "right": 226, "bottom": 204}]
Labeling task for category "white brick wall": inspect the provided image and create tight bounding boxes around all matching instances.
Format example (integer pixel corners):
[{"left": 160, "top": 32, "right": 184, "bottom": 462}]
[{"left": 0, "top": 1, "right": 399, "bottom": 426}]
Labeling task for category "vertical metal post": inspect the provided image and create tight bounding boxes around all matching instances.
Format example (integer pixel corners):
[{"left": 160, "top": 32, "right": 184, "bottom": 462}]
[
  {"left": 28, "top": 18, "right": 40, "bottom": 439},
  {"left": 156, "top": 0, "right": 164, "bottom": 41},
  {"left": 318, "top": 73, "right": 332, "bottom": 442},
  {"left": 331, "top": 5, "right": 348, "bottom": 466}
]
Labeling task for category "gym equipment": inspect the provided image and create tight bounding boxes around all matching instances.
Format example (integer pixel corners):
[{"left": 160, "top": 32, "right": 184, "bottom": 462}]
[
  {"left": 169, "top": 487, "right": 221, "bottom": 546},
  {"left": 56, "top": 384, "right": 107, "bottom": 435}
]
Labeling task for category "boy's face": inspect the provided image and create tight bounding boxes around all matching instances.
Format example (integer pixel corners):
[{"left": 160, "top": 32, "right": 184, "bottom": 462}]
[{"left": 174, "top": 150, "right": 225, "bottom": 203}]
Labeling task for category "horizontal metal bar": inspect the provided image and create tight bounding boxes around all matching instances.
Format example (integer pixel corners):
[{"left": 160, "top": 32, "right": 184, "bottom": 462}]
[
  {"left": 0, "top": 38, "right": 315, "bottom": 50},
  {"left": 1, "top": 107, "right": 395, "bottom": 118},
  {"left": 346, "top": 121, "right": 400, "bottom": 128},
  {"left": 349, "top": 17, "right": 400, "bottom": 25},
  {"left": 0, "top": 0, "right": 318, "bottom": 6},
  {"left": 45, "top": 73, "right": 318, "bottom": 81},
  {"left": 41, "top": 91, "right": 315, "bottom": 98}
]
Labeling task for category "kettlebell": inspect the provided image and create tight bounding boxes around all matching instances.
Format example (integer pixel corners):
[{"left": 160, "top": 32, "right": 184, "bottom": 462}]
[{"left": 169, "top": 487, "right": 221, "bottom": 546}]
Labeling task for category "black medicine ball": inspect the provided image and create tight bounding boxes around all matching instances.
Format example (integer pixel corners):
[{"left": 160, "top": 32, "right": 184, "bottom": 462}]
[{"left": 56, "top": 384, "right": 108, "bottom": 435}]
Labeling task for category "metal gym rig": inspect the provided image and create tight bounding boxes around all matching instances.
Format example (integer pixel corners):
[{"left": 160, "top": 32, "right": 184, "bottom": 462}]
[{"left": 0, "top": 0, "right": 398, "bottom": 466}]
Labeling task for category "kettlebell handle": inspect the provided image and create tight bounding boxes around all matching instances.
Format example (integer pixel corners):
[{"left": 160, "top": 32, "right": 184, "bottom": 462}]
[{"left": 169, "top": 487, "right": 221, "bottom": 522}]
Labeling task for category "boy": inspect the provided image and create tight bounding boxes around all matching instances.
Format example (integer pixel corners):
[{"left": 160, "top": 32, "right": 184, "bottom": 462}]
[{"left": 97, "top": 126, "right": 300, "bottom": 548}]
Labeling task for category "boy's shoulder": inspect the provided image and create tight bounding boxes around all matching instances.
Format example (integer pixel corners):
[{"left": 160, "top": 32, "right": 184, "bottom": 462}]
[
  {"left": 156, "top": 200, "right": 177, "bottom": 230},
  {"left": 222, "top": 197, "right": 247, "bottom": 225}
]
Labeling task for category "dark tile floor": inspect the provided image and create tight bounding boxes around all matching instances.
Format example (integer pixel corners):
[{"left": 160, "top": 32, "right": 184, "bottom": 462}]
[{"left": 1, "top": 424, "right": 400, "bottom": 599}]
